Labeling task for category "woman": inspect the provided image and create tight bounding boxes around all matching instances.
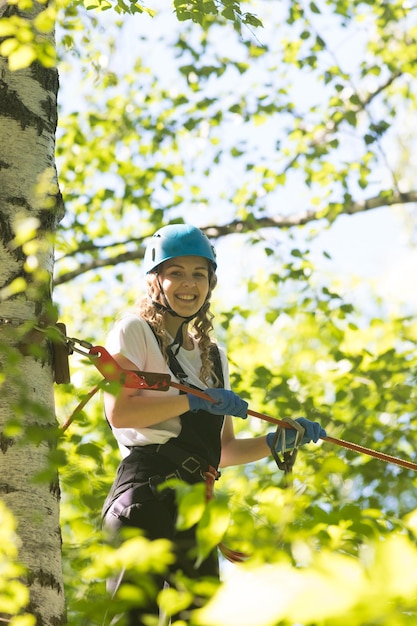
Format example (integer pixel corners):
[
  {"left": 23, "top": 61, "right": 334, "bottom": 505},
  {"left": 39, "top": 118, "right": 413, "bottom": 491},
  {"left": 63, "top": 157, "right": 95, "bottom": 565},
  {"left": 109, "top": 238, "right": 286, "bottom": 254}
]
[{"left": 102, "top": 224, "right": 326, "bottom": 625}]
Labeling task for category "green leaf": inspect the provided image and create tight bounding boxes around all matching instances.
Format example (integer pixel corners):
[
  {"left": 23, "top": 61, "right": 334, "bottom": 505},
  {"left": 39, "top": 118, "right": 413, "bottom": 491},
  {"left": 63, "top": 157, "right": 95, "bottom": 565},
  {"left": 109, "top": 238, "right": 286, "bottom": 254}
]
[
  {"left": 196, "top": 496, "right": 231, "bottom": 566},
  {"left": 175, "top": 483, "right": 206, "bottom": 531}
]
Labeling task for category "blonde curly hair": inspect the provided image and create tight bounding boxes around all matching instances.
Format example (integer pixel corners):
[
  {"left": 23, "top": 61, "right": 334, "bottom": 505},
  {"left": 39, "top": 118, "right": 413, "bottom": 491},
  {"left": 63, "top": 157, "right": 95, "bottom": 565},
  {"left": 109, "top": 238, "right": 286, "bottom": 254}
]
[{"left": 135, "top": 268, "right": 220, "bottom": 386}]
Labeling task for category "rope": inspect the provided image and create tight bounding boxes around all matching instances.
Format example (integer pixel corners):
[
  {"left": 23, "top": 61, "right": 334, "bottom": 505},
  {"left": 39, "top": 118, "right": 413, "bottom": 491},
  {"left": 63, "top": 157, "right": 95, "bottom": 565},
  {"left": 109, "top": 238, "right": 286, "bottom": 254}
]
[
  {"left": 59, "top": 384, "right": 102, "bottom": 433},
  {"left": 56, "top": 340, "right": 417, "bottom": 472},
  {"left": 204, "top": 467, "right": 249, "bottom": 563},
  {"left": 54, "top": 339, "right": 417, "bottom": 562},
  {"left": 172, "top": 381, "right": 417, "bottom": 472}
]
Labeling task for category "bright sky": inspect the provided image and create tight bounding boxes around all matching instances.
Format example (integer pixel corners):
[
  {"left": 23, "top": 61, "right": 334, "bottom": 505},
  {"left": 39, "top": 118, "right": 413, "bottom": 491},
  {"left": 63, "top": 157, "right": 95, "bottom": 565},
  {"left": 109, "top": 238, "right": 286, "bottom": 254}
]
[
  {"left": 211, "top": 203, "right": 416, "bottom": 318},
  {"left": 310, "top": 206, "right": 417, "bottom": 314}
]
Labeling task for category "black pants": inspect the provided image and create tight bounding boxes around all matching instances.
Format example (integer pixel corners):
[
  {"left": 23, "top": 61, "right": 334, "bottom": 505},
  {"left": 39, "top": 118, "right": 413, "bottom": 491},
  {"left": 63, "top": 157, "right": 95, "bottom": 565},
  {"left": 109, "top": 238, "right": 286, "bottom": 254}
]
[{"left": 103, "top": 481, "right": 219, "bottom": 626}]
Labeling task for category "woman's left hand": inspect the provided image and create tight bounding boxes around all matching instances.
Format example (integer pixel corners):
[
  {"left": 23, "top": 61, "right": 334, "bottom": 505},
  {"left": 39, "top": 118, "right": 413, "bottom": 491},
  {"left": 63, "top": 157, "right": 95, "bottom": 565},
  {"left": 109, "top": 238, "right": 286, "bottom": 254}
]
[{"left": 267, "top": 417, "right": 327, "bottom": 450}]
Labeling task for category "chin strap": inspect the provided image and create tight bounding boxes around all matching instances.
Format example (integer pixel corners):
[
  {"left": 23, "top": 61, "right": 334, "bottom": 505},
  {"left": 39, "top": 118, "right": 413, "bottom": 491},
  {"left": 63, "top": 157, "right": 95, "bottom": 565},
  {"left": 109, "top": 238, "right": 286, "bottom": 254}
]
[{"left": 168, "top": 319, "right": 191, "bottom": 356}]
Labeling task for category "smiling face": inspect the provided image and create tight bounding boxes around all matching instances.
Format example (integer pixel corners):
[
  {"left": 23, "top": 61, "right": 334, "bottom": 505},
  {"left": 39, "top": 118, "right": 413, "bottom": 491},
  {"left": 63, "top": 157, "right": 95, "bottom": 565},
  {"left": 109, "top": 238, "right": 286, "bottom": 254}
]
[{"left": 158, "top": 255, "right": 210, "bottom": 317}]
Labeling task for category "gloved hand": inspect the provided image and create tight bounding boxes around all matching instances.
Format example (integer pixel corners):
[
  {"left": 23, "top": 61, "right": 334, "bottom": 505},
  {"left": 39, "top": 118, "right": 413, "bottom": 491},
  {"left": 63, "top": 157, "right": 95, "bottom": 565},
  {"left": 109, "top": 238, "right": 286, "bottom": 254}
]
[
  {"left": 187, "top": 388, "right": 248, "bottom": 419},
  {"left": 266, "top": 417, "right": 327, "bottom": 451}
]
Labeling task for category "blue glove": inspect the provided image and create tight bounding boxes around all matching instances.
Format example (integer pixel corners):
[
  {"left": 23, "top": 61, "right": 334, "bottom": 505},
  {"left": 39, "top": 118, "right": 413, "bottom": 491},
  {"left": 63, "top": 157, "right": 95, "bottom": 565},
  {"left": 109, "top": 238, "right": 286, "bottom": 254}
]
[
  {"left": 266, "top": 417, "right": 326, "bottom": 451},
  {"left": 188, "top": 388, "right": 248, "bottom": 419}
]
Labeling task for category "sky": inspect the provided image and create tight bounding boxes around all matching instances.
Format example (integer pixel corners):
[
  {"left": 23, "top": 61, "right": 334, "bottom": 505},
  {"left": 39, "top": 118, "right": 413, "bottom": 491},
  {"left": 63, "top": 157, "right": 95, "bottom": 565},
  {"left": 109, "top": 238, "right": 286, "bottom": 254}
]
[
  {"left": 310, "top": 206, "right": 417, "bottom": 314},
  {"left": 210, "top": 204, "right": 416, "bottom": 319}
]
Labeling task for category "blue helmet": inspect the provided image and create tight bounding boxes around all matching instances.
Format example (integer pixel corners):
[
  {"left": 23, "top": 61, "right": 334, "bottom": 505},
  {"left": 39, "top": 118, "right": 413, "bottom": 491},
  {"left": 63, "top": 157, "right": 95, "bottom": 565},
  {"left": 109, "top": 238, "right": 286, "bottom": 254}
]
[{"left": 143, "top": 224, "right": 217, "bottom": 274}]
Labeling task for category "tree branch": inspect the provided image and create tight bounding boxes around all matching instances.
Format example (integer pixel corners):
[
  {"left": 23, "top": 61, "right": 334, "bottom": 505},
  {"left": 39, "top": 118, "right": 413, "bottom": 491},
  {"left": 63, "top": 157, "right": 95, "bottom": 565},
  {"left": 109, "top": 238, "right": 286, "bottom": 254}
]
[
  {"left": 54, "top": 248, "right": 146, "bottom": 286},
  {"left": 54, "top": 190, "right": 417, "bottom": 286},
  {"left": 203, "top": 190, "right": 417, "bottom": 236}
]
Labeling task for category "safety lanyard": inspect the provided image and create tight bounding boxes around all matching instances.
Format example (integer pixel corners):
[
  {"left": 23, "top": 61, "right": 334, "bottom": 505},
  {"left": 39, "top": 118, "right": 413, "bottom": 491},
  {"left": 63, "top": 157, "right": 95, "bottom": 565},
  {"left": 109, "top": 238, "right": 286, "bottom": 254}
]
[{"left": 59, "top": 335, "right": 417, "bottom": 473}]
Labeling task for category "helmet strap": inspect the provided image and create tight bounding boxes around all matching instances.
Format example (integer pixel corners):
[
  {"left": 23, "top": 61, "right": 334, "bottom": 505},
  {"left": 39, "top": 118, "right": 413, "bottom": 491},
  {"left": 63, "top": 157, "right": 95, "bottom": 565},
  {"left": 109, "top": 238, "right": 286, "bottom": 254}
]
[{"left": 168, "top": 319, "right": 190, "bottom": 356}]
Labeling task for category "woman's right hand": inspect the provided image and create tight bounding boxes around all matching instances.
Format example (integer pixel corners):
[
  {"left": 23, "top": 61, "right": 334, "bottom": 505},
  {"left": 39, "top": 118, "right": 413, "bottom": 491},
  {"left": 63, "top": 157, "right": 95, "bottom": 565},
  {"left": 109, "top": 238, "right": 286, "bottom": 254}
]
[{"left": 187, "top": 388, "right": 248, "bottom": 418}]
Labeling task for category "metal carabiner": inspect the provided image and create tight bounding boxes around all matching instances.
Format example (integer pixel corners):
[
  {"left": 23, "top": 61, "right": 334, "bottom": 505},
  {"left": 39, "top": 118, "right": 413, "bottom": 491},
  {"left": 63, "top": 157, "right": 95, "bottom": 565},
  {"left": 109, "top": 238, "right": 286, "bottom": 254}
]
[
  {"left": 66, "top": 337, "right": 94, "bottom": 357},
  {"left": 270, "top": 417, "right": 305, "bottom": 474}
]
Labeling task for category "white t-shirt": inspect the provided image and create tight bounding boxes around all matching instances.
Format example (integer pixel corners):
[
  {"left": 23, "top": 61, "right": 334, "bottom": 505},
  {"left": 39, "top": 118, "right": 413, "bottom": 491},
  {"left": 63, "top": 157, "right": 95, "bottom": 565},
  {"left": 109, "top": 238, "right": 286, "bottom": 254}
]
[{"left": 105, "top": 313, "right": 230, "bottom": 456}]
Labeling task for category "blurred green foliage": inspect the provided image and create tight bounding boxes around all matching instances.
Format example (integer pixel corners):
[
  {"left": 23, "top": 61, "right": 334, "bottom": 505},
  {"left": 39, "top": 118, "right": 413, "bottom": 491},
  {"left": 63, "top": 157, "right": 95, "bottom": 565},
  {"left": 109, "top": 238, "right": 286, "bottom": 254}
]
[{"left": 0, "top": 502, "right": 35, "bottom": 626}]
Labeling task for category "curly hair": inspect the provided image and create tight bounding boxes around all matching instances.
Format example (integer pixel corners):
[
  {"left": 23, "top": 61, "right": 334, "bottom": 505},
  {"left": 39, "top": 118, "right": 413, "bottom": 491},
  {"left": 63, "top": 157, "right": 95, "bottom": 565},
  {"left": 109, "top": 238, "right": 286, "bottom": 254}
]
[{"left": 135, "top": 269, "right": 220, "bottom": 386}]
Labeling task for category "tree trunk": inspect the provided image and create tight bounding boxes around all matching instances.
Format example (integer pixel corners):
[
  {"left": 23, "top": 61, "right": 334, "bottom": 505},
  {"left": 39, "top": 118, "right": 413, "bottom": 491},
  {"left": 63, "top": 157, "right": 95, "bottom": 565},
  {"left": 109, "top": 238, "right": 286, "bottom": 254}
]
[{"left": 0, "top": 5, "right": 66, "bottom": 624}]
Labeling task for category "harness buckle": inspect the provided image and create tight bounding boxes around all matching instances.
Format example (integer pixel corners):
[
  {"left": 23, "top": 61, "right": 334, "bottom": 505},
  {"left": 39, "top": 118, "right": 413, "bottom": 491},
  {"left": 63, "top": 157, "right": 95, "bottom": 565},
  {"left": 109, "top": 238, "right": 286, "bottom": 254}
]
[
  {"left": 181, "top": 456, "right": 201, "bottom": 474},
  {"left": 164, "top": 470, "right": 183, "bottom": 481}
]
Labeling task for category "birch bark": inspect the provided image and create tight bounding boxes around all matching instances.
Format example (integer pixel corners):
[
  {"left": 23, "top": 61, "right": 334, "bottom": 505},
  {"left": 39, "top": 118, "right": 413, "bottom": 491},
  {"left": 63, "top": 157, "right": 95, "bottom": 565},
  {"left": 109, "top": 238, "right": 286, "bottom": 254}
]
[{"left": 0, "top": 4, "right": 66, "bottom": 624}]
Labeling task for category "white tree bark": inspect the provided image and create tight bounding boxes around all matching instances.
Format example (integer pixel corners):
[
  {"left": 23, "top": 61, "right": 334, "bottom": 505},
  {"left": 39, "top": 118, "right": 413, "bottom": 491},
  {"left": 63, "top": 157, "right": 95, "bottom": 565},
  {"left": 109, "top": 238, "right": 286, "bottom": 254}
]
[
  {"left": 0, "top": 6, "right": 66, "bottom": 624},
  {"left": 0, "top": 0, "right": 8, "bottom": 18}
]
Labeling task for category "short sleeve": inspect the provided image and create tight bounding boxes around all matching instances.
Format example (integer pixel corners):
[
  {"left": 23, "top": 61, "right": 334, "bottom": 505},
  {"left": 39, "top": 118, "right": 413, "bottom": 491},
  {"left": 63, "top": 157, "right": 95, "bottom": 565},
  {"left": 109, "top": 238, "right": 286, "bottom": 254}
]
[{"left": 106, "top": 313, "right": 149, "bottom": 370}]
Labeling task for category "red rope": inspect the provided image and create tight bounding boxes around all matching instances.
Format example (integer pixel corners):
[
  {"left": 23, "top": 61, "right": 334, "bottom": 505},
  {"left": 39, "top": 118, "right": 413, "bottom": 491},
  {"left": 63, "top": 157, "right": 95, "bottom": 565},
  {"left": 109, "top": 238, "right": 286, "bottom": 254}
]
[
  {"left": 323, "top": 435, "right": 417, "bottom": 472},
  {"left": 170, "top": 382, "right": 417, "bottom": 471},
  {"left": 63, "top": 345, "right": 417, "bottom": 562},
  {"left": 88, "top": 346, "right": 417, "bottom": 473},
  {"left": 60, "top": 384, "right": 101, "bottom": 433},
  {"left": 169, "top": 381, "right": 417, "bottom": 472},
  {"left": 204, "top": 467, "right": 249, "bottom": 563}
]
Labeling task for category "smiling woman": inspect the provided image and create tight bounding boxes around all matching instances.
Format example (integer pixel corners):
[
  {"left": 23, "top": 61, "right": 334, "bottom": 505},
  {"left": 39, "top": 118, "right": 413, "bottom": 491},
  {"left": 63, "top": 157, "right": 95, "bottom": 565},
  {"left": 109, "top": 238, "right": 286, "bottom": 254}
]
[{"left": 100, "top": 223, "right": 326, "bottom": 626}]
